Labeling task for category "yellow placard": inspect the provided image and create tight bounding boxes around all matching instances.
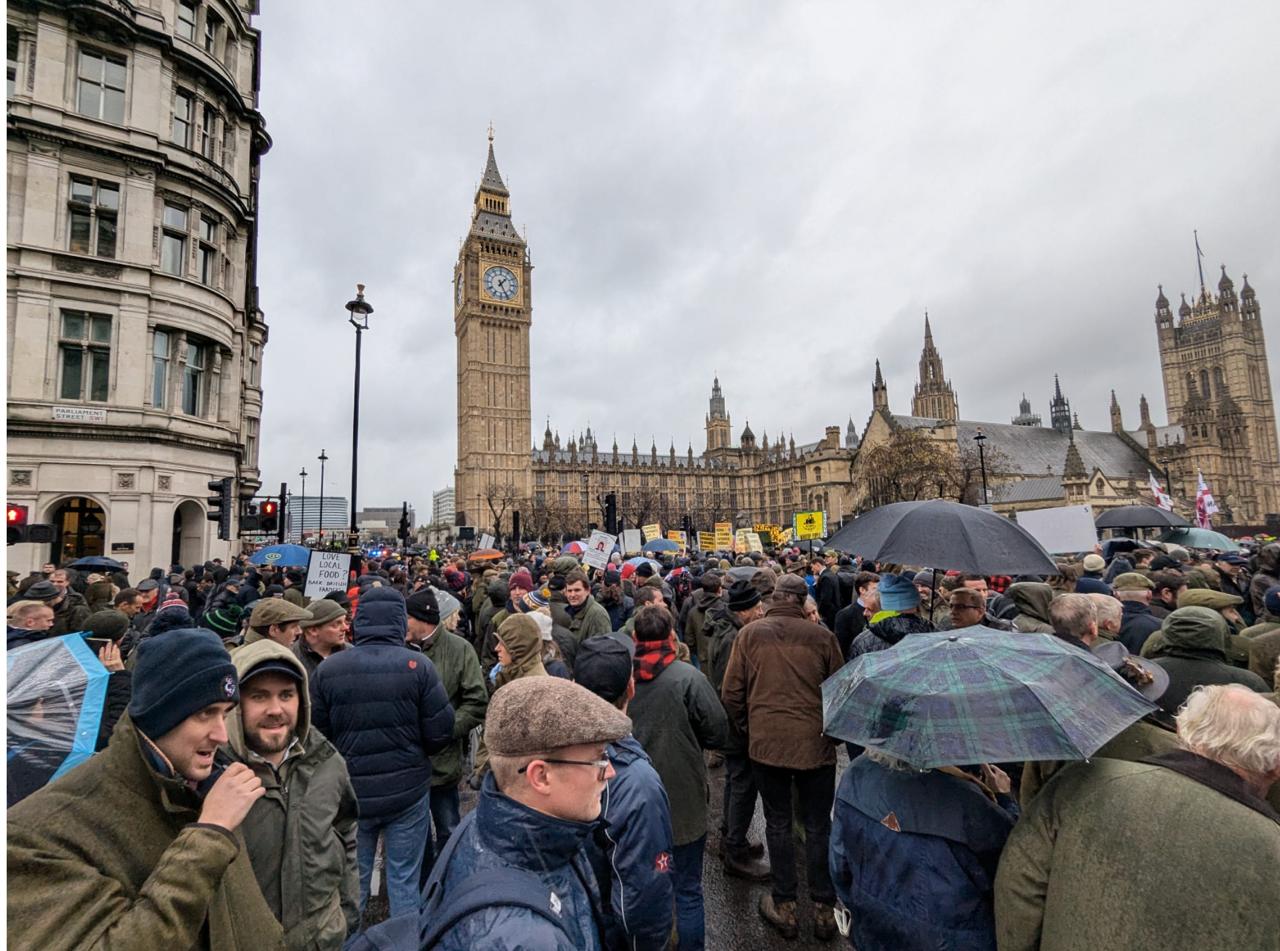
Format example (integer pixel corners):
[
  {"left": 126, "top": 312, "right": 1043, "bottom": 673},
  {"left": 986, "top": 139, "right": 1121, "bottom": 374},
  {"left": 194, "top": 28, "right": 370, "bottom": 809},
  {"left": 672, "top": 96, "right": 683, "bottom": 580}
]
[
  {"left": 697, "top": 531, "right": 717, "bottom": 551},
  {"left": 642, "top": 523, "right": 662, "bottom": 542},
  {"left": 795, "top": 510, "right": 825, "bottom": 540},
  {"left": 667, "top": 530, "right": 687, "bottom": 550},
  {"left": 714, "top": 522, "right": 733, "bottom": 550}
]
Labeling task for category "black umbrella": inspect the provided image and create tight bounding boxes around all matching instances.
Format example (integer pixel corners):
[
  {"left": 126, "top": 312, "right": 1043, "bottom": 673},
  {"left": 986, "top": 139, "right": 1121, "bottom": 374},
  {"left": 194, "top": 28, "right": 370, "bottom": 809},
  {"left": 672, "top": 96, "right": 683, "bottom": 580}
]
[
  {"left": 63, "top": 555, "right": 126, "bottom": 571},
  {"left": 826, "top": 499, "right": 1058, "bottom": 575},
  {"left": 1094, "top": 506, "right": 1190, "bottom": 530}
]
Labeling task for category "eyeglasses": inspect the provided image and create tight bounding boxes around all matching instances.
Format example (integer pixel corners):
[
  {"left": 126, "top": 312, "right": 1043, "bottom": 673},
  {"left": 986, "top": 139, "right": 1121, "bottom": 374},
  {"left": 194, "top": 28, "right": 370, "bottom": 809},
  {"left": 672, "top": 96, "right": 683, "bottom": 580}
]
[{"left": 518, "top": 757, "right": 611, "bottom": 782}]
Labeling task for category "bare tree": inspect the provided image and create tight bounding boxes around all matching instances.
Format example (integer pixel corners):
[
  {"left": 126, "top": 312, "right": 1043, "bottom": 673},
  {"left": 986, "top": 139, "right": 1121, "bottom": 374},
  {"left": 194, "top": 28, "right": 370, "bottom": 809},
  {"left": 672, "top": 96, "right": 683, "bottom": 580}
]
[{"left": 482, "top": 480, "right": 519, "bottom": 539}]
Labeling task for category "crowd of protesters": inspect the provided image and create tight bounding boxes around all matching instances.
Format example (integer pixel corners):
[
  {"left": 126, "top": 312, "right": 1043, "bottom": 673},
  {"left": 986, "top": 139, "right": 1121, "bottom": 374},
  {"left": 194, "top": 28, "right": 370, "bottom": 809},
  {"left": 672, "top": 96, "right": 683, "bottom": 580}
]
[{"left": 6, "top": 536, "right": 1280, "bottom": 950}]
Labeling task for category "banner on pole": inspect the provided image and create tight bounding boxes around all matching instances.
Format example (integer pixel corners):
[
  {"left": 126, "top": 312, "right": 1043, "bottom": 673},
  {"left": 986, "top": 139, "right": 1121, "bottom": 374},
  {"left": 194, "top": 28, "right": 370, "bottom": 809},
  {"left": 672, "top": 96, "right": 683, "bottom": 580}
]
[
  {"left": 642, "top": 523, "right": 662, "bottom": 542},
  {"left": 794, "top": 511, "right": 825, "bottom": 540},
  {"left": 304, "top": 551, "right": 352, "bottom": 600},
  {"left": 622, "top": 529, "right": 644, "bottom": 555}
]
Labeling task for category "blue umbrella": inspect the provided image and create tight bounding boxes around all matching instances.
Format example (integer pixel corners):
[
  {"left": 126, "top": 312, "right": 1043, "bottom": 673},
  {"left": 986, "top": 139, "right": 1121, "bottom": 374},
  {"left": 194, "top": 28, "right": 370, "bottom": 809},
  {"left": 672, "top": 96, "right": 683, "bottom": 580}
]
[
  {"left": 7, "top": 634, "right": 110, "bottom": 806},
  {"left": 822, "top": 626, "right": 1156, "bottom": 769},
  {"left": 248, "top": 544, "right": 312, "bottom": 567},
  {"left": 642, "top": 538, "right": 681, "bottom": 554}
]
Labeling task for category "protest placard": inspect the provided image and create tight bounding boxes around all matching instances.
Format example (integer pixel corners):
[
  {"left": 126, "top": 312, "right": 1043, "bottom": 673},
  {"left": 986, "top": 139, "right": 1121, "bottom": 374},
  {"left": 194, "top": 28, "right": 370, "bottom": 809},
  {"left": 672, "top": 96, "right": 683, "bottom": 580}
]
[
  {"left": 478, "top": 533, "right": 495, "bottom": 550},
  {"left": 304, "top": 550, "right": 352, "bottom": 600},
  {"left": 583, "top": 530, "right": 617, "bottom": 570},
  {"left": 1015, "top": 504, "right": 1098, "bottom": 554},
  {"left": 794, "top": 511, "right": 825, "bottom": 540},
  {"left": 667, "top": 530, "right": 688, "bottom": 551},
  {"left": 746, "top": 532, "right": 764, "bottom": 553},
  {"left": 714, "top": 522, "right": 733, "bottom": 550},
  {"left": 622, "top": 528, "right": 644, "bottom": 555},
  {"left": 642, "top": 523, "right": 662, "bottom": 542},
  {"left": 698, "top": 531, "right": 717, "bottom": 551}
]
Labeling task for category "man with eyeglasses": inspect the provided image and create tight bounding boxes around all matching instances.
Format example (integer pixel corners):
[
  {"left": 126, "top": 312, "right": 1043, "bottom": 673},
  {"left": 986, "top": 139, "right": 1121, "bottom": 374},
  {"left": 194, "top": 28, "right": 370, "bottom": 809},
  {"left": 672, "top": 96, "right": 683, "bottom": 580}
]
[{"left": 419, "top": 676, "right": 631, "bottom": 950}]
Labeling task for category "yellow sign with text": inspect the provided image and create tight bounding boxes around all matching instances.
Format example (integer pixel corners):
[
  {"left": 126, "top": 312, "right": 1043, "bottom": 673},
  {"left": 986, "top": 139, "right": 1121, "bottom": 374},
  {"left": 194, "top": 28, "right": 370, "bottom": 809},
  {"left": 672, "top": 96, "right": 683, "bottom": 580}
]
[
  {"left": 697, "top": 531, "right": 717, "bottom": 551},
  {"left": 667, "top": 530, "right": 688, "bottom": 550},
  {"left": 642, "top": 523, "right": 662, "bottom": 542},
  {"left": 794, "top": 510, "right": 825, "bottom": 540},
  {"left": 713, "top": 522, "right": 733, "bottom": 550}
]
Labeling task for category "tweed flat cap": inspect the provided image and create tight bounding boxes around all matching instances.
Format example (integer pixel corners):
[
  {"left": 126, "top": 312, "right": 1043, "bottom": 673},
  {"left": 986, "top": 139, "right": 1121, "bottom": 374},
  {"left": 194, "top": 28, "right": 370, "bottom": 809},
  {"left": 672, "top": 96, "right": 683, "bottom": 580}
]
[
  {"left": 249, "top": 598, "right": 312, "bottom": 627},
  {"left": 774, "top": 574, "right": 809, "bottom": 599},
  {"left": 300, "top": 598, "right": 346, "bottom": 628},
  {"left": 1176, "top": 588, "right": 1243, "bottom": 610},
  {"left": 1111, "top": 572, "right": 1154, "bottom": 591},
  {"left": 485, "top": 676, "right": 632, "bottom": 757}
]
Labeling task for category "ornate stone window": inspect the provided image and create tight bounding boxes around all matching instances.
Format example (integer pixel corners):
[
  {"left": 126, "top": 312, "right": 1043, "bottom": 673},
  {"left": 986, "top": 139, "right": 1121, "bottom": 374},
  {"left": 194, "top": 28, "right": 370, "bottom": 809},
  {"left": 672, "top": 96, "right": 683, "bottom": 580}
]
[
  {"left": 68, "top": 177, "right": 119, "bottom": 258},
  {"left": 75, "top": 48, "right": 126, "bottom": 123},
  {"left": 58, "top": 310, "right": 112, "bottom": 402}
]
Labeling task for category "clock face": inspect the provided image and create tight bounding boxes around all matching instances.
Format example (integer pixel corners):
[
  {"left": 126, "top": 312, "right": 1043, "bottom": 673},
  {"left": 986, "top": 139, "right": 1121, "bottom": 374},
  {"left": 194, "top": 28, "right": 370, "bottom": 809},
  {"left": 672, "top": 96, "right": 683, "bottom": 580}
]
[{"left": 483, "top": 265, "right": 518, "bottom": 301}]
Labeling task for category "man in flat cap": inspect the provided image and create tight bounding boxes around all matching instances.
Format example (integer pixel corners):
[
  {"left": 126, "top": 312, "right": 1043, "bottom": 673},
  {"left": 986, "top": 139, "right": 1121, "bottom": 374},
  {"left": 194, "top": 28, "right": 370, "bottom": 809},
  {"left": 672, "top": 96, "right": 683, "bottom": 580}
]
[
  {"left": 1114, "top": 572, "right": 1162, "bottom": 654},
  {"left": 421, "top": 676, "right": 631, "bottom": 950},
  {"left": 243, "top": 597, "right": 313, "bottom": 650},
  {"left": 293, "top": 598, "right": 348, "bottom": 678}
]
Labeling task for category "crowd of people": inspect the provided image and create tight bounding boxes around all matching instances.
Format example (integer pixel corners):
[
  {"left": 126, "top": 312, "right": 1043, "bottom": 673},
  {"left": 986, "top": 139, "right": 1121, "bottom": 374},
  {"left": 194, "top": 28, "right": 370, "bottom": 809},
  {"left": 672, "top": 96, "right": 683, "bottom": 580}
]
[{"left": 6, "top": 536, "right": 1280, "bottom": 950}]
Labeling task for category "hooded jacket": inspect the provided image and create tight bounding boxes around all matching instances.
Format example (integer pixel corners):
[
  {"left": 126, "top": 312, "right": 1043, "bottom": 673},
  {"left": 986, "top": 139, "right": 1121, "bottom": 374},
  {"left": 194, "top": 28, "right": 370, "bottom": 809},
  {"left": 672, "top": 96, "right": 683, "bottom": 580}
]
[
  {"left": 428, "top": 773, "right": 606, "bottom": 950},
  {"left": 683, "top": 587, "right": 722, "bottom": 669},
  {"left": 222, "top": 640, "right": 359, "bottom": 950},
  {"left": 412, "top": 626, "right": 488, "bottom": 787},
  {"left": 309, "top": 587, "right": 455, "bottom": 820},
  {"left": 1006, "top": 582, "right": 1054, "bottom": 634},
  {"left": 1146, "top": 606, "right": 1268, "bottom": 715},
  {"left": 588, "top": 734, "right": 675, "bottom": 951},
  {"left": 494, "top": 614, "right": 547, "bottom": 688},
  {"left": 7, "top": 714, "right": 285, "bottom": 950}
]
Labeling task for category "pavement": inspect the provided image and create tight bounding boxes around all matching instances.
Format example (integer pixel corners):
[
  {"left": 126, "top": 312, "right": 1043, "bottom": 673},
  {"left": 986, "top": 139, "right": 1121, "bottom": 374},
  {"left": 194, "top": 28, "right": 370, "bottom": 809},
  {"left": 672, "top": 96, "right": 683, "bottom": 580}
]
[{"left": 366, "top": 753, "right": 850, "bottom": 949}]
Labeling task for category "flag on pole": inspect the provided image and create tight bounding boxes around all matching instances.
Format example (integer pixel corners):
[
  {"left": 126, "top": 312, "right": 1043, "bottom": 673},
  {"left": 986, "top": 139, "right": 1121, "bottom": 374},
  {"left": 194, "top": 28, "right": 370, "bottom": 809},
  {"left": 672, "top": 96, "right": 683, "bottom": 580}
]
[
  {"left": 1149, "top": 471, "right": 1174, "bottom": 512},
  {"left": 1195, "top": 469, "right": 1218, "bottom": 529}
]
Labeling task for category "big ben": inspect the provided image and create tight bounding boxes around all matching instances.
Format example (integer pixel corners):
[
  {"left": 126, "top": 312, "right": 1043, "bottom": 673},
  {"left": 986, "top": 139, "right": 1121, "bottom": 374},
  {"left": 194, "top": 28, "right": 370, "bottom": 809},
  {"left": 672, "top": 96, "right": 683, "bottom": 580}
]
[{"left": 454, "top": 131, "right": 533, "bottom": 534}]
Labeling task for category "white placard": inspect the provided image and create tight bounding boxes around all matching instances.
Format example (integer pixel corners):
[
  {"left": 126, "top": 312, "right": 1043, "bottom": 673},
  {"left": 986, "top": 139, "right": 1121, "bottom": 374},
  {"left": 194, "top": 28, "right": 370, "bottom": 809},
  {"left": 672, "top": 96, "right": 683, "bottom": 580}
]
[
  {"left": 1014, "top": 504, "right": 1098, "bottom": 554},
  {"left": 304, "top": 550, "right": 352, "bottom": 600},
  {"left": 621, "top": 529, "right": 644, "bottom": 555},
  {"left": 478, "top": 533, "right": 495, "bottom": 550},
  {"left": 582, "top": 530, "right": 617, "bottom": 570}
]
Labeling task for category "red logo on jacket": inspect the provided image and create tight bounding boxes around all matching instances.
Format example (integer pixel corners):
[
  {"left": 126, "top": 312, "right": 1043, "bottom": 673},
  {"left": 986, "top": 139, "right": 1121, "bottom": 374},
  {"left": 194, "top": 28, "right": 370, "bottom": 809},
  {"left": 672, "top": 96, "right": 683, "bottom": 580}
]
[
  {"left": 408, "top": 660, "right": 418, "bottom": 669},
  {"left": 654, "top": 852, "right": 671, "bottom": 873}
]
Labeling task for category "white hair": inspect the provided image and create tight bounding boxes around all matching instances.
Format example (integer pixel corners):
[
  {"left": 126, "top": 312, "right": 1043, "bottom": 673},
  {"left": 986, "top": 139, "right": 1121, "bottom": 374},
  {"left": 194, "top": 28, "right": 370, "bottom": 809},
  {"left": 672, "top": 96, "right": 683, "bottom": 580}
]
[
  {"left": 1176, "top": 684, "right": 1280, "bottom": 777},
  {"left": 1085, "top": 593, "right": 1122, "bottom": 630},
  {"left": 1048, "top": 593, "right": 1096, "bottom": 639}
]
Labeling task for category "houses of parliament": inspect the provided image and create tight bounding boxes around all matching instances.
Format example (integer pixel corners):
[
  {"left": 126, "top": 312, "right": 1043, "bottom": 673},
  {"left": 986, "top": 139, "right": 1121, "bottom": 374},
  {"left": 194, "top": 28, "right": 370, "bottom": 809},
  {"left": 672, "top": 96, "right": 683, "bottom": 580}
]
[{"left": 454, "top": 137, "right": 1280, "bottom": 538}]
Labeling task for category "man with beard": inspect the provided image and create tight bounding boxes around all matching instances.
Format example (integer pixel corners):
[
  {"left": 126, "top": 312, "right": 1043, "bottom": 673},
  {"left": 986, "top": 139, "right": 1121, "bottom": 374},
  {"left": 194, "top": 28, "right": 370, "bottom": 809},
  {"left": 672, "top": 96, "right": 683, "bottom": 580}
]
[{"left": 224, "top": 641, "right": 359, "bottom": 950}]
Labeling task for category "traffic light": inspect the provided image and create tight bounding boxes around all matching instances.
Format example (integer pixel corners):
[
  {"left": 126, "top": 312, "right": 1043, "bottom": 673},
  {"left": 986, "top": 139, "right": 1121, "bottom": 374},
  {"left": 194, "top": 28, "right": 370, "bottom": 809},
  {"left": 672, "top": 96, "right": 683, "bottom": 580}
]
[
  {"left": 207, "top": 477, "right": 233, "bottom": 540},
  {"left": 259, "top": 499, "right": 280, "bottom": 538},
  {"left": 7, "top": 503, "right": 29, "bottom": 545},
  {"left": 604, "top": 493, "right": 618, "bottom": 534},
  {"left": 682, "top": 514, "right": 693, "bottom": 537},
  {"left": 398, "top": 501, "right": 410, "bottom": 546},
  {"left": 511, "top": 510, "right": 522, "bottom": 549}
]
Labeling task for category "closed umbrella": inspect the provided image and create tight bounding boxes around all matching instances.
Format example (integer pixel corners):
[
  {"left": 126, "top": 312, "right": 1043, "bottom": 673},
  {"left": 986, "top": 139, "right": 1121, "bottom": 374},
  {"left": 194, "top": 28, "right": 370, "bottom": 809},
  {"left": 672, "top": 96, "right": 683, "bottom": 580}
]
[
  {"left": 822, "top": 626, "right": 1156, "bottom": 769},
  {"left": 1158, "top": 527, "right": 1242, "bottom": 552},
  {"left": 826, "top": 499, "right": 1057, "bottom": 575},
  {"left": 1095, "top": 506, "right": 1190, "bottom": 530},
  {"left": 7, "top": 634, "right": 110, "bottom": 806}
]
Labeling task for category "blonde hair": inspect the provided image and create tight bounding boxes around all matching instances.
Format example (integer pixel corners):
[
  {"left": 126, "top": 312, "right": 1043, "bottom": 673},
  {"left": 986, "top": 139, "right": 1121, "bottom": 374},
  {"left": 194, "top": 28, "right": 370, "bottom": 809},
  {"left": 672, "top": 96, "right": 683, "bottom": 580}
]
[
  {"left": 8, "top": 600, "right": 51, "bottom": 623},
  {"left": 1177, "top": 684, "right": 1280, "bottom": 777}
]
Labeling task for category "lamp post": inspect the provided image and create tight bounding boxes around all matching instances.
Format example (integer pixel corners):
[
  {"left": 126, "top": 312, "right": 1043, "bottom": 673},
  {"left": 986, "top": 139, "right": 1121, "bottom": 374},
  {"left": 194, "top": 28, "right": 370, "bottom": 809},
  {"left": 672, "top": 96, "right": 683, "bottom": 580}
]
[
  {"left": 317, "top": 449, "right": 328, "bottom": 545},
  {"left": 298, "top": 467, "right": 307, "bottom": 543},
  {"left": 973, "top": 428, "right": 989, "bottom": 506},
  {"left": 346, "top": 285, "right": 373, "bottom": 545}
]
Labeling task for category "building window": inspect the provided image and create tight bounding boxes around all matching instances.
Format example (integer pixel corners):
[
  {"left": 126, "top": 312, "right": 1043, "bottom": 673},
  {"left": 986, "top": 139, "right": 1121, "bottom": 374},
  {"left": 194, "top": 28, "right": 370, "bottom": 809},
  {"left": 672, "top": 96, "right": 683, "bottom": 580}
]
[
  {"left": 204, "top": 12, "right": 222, "bottom": 56},
  {"left": 200, "top": 104, "right": 217, "bottom": 159},
  {"left": 59, "top": 311, "right": 111, "bottom": 402},
  {"left": 222, "top": 120, "right": 236, "bottom": 163},
  {"left": 7, "top": 26, "right": 18, "bottom": 97},
  {"left": 176, "top": 1, "right": 198, "bottom": 41},
  {"left": 182, "top": 339, "right": 208, "bottom": 415},
  {"left": 198, "top": 215, "right": 218, "bottom": 286},
  {"left": 161, "top": 203, "right": 187, "bottom": 275},
  {"left": 172, "top": 89, "right": 193, "bottom": 147},
  {"left": 68, "top": 178, "right": 119, "bottom": 257},
  {"left": 152, "top": 329, "right": 170, "bottom": 407},
  {"left": 248, "top": 342, "right": 260, "bottom": 386},
  {"left": 245, "top": 417, "right": 258, "bottom": 465},
  {"left": 76, "top": 49, "right": 126, "bottom": 123}
]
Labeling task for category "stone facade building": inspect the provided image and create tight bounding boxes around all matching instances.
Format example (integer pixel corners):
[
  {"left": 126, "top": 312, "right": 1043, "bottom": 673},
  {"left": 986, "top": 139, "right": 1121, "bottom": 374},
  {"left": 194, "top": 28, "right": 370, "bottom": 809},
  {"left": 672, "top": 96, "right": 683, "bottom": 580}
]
[
  {"left": 453, "top": 140, "right": 857, "bottom": 539},
  {"left": 7, "top": 0, "right": 270, "bottom": 572}
]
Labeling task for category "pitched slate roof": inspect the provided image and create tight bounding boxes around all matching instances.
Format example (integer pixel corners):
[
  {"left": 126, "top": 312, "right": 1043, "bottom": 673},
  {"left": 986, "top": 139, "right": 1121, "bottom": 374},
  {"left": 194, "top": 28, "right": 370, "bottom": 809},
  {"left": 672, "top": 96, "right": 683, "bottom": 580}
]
[
  {"left": 470, "top": 211, "right": 521, "bottom": 242},
  {"left": 990, "top": 476, "right": 1064, "bottom": 504},
  {"left": 891, "top": 416, "right": 1151, "bottom": 480}
]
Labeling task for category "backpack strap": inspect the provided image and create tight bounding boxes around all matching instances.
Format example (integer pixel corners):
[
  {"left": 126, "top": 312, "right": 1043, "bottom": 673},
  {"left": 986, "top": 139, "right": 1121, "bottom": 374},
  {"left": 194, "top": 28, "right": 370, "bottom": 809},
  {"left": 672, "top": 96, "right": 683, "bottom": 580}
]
[{"left": 420, "top": 866, "right": 571, "bottom": 948}]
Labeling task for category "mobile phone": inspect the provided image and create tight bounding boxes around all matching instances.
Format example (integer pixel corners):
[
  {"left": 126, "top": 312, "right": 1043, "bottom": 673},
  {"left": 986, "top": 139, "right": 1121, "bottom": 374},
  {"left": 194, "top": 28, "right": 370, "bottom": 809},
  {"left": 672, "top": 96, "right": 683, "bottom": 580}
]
[{"left": 83, "top": 637, "right": 113, "bottom": 652}]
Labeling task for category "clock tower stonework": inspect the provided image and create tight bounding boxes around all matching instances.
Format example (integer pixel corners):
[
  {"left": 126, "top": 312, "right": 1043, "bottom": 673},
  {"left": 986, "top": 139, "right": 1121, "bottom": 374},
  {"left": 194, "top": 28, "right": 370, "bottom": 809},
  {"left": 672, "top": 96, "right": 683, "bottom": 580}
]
[{"left": 454, "top": 134, "right": 533, "bottom": 534}]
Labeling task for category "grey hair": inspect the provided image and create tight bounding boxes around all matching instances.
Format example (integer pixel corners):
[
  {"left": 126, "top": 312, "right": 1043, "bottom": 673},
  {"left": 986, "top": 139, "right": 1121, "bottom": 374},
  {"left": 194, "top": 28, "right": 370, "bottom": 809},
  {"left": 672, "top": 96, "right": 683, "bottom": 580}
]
[
  {"left": 1084, "top": 593, "right": 1122, "bottom": 631},
  {"left": 1048, "top": 593, "right": 1096, "bottom": 639},
  {"left": 1177, "top": 684, "right": 1280, "bottom": 777},
  {"left": 863, "top": 747, "right": 923, "bottom": 772}
]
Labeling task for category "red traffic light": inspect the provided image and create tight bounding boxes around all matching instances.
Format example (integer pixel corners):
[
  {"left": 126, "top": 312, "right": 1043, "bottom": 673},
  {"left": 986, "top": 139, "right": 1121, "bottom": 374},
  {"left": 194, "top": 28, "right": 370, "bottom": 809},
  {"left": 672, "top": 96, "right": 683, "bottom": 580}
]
[
  {"left": 7, "top": 504, "right": 29, "bottom": 526},
  {"left": 260, "top": 500, "right": 278, "bottom": 516}
]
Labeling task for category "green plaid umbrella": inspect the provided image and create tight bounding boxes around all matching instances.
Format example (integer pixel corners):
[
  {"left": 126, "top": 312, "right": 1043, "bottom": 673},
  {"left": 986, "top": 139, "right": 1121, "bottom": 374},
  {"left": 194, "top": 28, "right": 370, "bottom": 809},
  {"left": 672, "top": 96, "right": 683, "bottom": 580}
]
[{"left": 822, "top": 626, "right": 1157, "bottom": 769}]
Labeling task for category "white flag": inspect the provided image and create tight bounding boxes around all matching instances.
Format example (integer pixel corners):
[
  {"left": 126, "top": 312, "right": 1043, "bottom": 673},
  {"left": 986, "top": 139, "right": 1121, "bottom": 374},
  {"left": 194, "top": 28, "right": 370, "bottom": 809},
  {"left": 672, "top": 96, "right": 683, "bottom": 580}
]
[{"left": 1149, "top": 471, "right": 1173, "bottom": 511}]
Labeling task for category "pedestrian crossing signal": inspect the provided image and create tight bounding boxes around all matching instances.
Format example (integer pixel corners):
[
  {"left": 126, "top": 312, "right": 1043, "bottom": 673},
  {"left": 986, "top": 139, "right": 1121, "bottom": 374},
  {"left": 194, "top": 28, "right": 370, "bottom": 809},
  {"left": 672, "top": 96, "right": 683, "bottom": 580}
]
[{"left": 259, "top": 499, "right": 280, "bottom": 535}]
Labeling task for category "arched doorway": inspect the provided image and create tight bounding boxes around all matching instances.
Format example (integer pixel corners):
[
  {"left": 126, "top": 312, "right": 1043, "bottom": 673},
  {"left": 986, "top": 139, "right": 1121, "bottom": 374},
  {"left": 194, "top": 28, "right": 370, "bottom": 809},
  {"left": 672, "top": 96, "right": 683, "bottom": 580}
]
[
  {"left": 171, "top": 500, "right": 206, "bottom": 569},
  {"left": 49, "top": 497, "right": 106, "bottom": 564}
]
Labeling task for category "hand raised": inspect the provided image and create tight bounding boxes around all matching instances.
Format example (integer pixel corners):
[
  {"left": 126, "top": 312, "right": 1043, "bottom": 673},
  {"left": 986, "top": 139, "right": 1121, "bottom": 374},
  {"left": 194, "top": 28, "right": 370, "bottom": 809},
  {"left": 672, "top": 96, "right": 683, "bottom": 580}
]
[{"left": 198, "top": 763, "right": 265, "bottom": 832}]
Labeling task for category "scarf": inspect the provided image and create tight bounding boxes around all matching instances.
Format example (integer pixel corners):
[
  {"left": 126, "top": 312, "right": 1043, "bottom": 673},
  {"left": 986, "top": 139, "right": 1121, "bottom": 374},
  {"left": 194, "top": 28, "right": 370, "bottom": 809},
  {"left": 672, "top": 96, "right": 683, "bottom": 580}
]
[{"left": 634, "top": 636, "right": 677, "bottom": 682}]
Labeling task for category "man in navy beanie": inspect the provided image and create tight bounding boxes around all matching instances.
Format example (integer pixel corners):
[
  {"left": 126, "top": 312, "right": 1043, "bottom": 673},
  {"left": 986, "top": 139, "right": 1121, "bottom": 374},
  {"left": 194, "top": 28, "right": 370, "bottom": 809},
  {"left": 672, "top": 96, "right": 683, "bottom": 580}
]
[{"left": 8, "top": 628, "right": 285, "bottom": 949}]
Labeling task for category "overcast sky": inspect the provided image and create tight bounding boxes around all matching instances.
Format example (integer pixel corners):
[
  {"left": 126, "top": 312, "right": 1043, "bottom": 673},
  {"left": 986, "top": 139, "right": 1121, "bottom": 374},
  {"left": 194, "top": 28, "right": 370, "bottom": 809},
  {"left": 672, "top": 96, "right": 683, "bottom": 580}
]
[{"left": 254, "top": 1, "right": 1280, "bottom": 517}]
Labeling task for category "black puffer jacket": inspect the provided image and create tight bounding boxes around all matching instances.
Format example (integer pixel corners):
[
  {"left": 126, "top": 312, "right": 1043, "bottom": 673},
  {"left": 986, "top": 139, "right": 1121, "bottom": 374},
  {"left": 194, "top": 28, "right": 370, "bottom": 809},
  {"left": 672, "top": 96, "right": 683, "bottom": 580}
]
[{"left": 310, "top": 587, "right": 455, "bottom": 820}]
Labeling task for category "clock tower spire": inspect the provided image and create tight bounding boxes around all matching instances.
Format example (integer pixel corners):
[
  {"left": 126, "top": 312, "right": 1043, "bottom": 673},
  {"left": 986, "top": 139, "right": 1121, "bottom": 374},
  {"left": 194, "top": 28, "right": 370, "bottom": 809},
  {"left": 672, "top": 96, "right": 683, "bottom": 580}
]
[{"left": 454, "top": 131, "right": 533, "bottom": 535}]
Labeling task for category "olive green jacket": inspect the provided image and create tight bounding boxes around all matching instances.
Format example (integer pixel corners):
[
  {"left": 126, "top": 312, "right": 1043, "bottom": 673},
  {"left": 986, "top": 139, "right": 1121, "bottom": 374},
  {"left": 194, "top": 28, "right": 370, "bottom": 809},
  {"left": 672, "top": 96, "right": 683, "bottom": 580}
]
[
  {"left": 565, "top": 595, "right": 613, "bottom": 643},
  {"left": 416, "top": 628, "right": 488, "bottom": 787},
  {"left": 223, "top": 640, "right": 358, "bottom": 950},
  {"left": 7, "top": 714, "right": 285, "bottom": 951}
]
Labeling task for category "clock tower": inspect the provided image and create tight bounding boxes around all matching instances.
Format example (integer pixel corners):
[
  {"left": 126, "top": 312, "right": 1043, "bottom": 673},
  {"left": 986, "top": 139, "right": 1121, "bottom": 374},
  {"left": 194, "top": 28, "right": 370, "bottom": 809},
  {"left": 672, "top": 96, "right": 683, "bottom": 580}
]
[{"left": 454, "top": 131, "right": 533, "bottom": 534}]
